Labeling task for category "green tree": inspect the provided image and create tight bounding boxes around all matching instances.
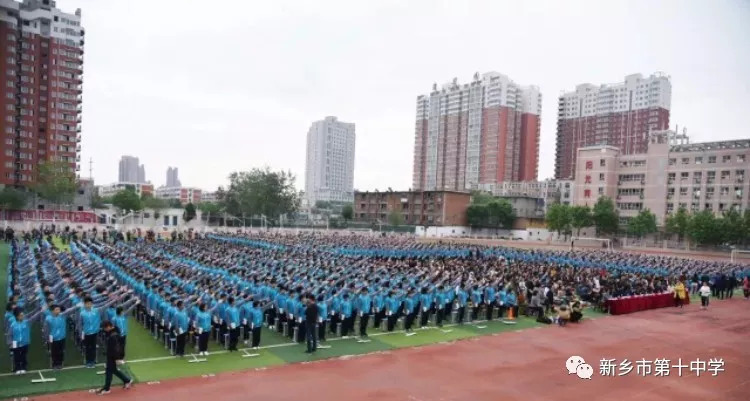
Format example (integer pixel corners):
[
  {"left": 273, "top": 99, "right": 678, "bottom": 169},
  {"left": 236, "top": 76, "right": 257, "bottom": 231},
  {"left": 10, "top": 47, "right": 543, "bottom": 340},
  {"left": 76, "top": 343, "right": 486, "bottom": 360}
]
[
  {"left": 33, "top": 161, "right": 76, "bottom": 209},
  {"left": 167, "top": 199, "right": 183, "bottom": 208},
  {"left": 470, "top": 190, "right": 495, "bottom": 205},
  {"left": 387, "top": 209, "right": 404, "bottom": 226},
  {"left": 221, "top": 168, "right": 301, "bottom": 225},
  {"left": 592, "top": 197, "right": 619, "bottom": 236},
  {"left": 744, "top": 210, "right": 750, "bottom": 247},
  {"left": 111, "top": 188, "right": 142, "bottom": 215},
  {"left": 467, "top": 204, "right": 489, "bottom": 227},
  {"left": 183, "top": 202, "right": 197, "bottom": 222},
  {"left": 90, "top": 192, "right": 107, "bottom": 209},
  {"left": 341, "top": 204, "right": 353, "bottom": 221},
  {"left": 142, "top": 195, "right": 168, "bottom": 220},
  {"left": 545, "top": 203, "right": 571, "bottom": 237},
  {"left": 719, "top": 209, "right": 745, "bottom": 245},
  {"left": 665, "top": 207, "right": 691, "bottom": 242},
  {"left": 628, "top": 209, "right": 658, "bottom": 238},
  {"left": 569, "top": 205, "right": 592, "bottom": 236},
  {"left": 0, "top": 187, "right": 27, "bottom": 219},
  {"left": 487, "top": 199, "right": 515, "bottom": 228},
  {"left": 687, "top": 210, "right": 722, "bottom": 245}
]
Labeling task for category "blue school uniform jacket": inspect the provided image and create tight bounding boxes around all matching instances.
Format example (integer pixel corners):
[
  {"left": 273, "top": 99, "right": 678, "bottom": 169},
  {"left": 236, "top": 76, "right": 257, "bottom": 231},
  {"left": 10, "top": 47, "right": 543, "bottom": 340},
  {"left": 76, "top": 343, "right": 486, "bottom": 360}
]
[
  {"left": 10, "top": 319, "right": 31, "bottom": 347},
  {"left": 46, "top": 315, "right": 66, "bottom": 341},
  {"left": 114, "top": 315, "right": 129, "bottom": 336},
  {"left": 80, "top": 307, "right": 101, "bottom": 336},
  {"left": 195, "top": 311, "right": 212, "bottom": 332},
  {"left": 340, "top": 299, "right": 353, "bottom": 317},
  {"left": 224, "top": 306, "right": 240, "bottom": 328},
  {"left": 251, "top": 308, "right": 263, "bottom": 327}
]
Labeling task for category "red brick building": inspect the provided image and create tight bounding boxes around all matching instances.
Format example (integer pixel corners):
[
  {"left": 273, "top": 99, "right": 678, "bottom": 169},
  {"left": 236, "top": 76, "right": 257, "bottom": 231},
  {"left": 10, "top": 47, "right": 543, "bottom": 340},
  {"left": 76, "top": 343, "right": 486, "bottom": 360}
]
[
  {"left": 555, "top": 73, "right": 671, "bottom": 180},
  {"left": 413, "top": 72, "right": 541, "bottom": 192},
  {"left": 0, "top": 0, "right": 84, "bottom": 187},
  {"left": 354, "top": 190, "right": 470, "bottom": 226}
]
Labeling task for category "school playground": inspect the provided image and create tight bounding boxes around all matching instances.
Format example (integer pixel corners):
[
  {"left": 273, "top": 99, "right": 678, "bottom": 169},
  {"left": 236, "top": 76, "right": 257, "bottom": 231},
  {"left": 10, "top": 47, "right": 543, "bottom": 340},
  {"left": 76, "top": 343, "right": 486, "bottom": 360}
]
[{"left": 1, "top": 245, "right": 748, "bottom": 401}]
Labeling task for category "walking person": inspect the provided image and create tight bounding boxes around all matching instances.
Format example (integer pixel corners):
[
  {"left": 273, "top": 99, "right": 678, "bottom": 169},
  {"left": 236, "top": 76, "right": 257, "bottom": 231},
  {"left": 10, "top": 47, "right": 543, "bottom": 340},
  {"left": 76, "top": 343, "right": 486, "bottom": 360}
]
[
  {"left": 96, "top": 321, "right": 132, "bottom": 395},
  {"left": 673, "top": 280, "right": 686, "bottom": 309},
  {"left": 304, "top": 295, "right": 318, "bottom": 354},
  {"left": 699, "top": 282, "right": 711, "bottom": 310}
]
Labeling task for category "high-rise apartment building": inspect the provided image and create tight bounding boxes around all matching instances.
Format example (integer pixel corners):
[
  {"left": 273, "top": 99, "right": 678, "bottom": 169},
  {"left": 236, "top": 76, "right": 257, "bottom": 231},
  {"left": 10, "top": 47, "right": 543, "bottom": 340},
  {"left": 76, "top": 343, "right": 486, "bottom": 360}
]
[
  {"left": 166, "top": 166, "right": 180, "bottom": 187},
  {"left": 555, "top": 73, "right": 671, "bottom": 180},
  {"left": 412, "top": 72, "right": 541, "bottom": 192},
  {"left": 0, "top": 0, "right": 84, "bottom": 186},
  {"left": 305, "top": 116, "right": 355, "bottom": 204},
  {"left": 118, "top": 155, "right": 146, "bottom": 183}
]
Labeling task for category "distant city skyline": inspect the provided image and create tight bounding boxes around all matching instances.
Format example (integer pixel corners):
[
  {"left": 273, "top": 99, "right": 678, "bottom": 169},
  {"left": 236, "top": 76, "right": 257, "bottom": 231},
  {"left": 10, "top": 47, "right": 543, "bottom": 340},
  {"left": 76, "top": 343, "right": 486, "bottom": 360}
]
[
  {"left": 117, "top": 155, "right": 147, "bottom": 184},
  {"left": 69, "top": 0, "right": 749, "bottom": 192},
  {"left": 305, "top": 116, "right": 356, "bottom": 204}
]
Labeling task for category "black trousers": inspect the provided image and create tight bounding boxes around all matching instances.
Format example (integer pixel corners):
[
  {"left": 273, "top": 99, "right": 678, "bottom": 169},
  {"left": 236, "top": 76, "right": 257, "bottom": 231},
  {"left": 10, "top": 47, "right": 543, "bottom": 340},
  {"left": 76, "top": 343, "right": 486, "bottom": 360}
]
[
  {"left": 405, "top": 311, "right": 416, "bottom": 331},
  {"left": 359, "top": 313, "right": 370, "bottom": 337},
  {"left": 436, "top": 308, "right": 445, "bottom": 327},
  {"left": 305, "top": 322, "right": 317, "bottom": 352},
  {"left": 84, "top": 333, "right": 98, "bottom": 364},
  {"left": 297, "top": 321, "right": 306, "bottom": 343},
  {"left": 373, "top": 310, "right": 385, "bottom": 328},
  {"left": 330, "top": 314, "right": 339, "bottom": 334},
  {"left": 486, "top": 301, "right": 496, "bottom": 320},
  {"left": 341, "top": 315, "right": 352, "bottom": 336},
  {"left": 102, "top": 362, "right": 130, "bottom": 391},
  {"left": 13, "top": 345, "right": 28, "bottom": 371},
  {"left": 318, "top": 321, "right": 327, "bottom": 341},
  {"left": 471, "top": 306, "right": 479, "bottom": 321},
  {"left": 243, "top": 324, "right": 251, "bottom": 341},
  {"left": 220, "top": 322, "right": 228, "bottom": 344},
  {"left": 251, "top": 327, "right": 261, "bottom": 348},
  {"left": 457, "top": 305, "right": 466, "bottom": 323},
  {"left": 176, "top": 333, "right": 186, "bottom": 356},
  {"left": 119, "top": 336, "right": 127, "bottom": 359},
  {"left": 386, "top": 313, "right": 397, "bottom": 331},
  {"left": 727, "top": 288, "right": 734, "bottom": 298},
  {"left": 701, "top": 296, "right": 709, "bottom": 307},
  {"left": 51, "top": 339, "right": 65, "bottom": 367},
  {"left": 228, "top": 327, "right": 239, "bottom": 351},
  {"left": 198, "top": 331, "right": 209, "bottom": 352}
]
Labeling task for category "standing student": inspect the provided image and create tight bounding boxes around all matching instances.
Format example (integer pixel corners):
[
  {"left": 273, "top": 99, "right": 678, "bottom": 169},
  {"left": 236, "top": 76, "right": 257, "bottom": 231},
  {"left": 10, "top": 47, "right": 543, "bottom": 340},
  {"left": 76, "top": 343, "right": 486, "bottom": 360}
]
[
  {"left": 456, "top": 286, "right": 468, "bottom": 324},
  {"left": 173, "top": 301, "right": 189, "bottom": 357},
  {"left": 224, "top": 297, "right": 240, "bottom": 351},
  {"left": 195, "top": 303, "right": 212, "bottom": 356},
  {"left": 241, "top": 300, "right": 254, "bottom": 345},
  {"left": 699, "top": 282, "right": 711, "bottom": 310},
  {"left": 340, "top": 294, "right": 353, "bottom": 338},
  {"left": 304, "top": 295, "right": 318, "bottom": 353},
  {"left": 80, "top": 297, "right": 105, "bottom": 368},
  {"left": 404, "top": 290, "right": 417, "bottom": 336},
  {"left": 357, "top": 288, "right": 372, "bottom": 338},
  {"left": 316, "top": 295, "right": 328, "bottom": 342},
  {"left": 470, "top": 285, "right": 482, "bottom": 321},
  {"left": 46, "top": 305, "right": 76, "bottom": 369},
  {"left": 10, "top": 308, "right": 42, "bottom": 374},
  {"left": 372, "top": 291, "right": 385, "bottom": 330},
  {"left": 113, "top": 299, "right": 139, "bottom": 362},
  {"left": 435, "top": 286, "right": 446, "bottom": 327},
  {"left": 250, "top": 301, "right": 263, "bottom": 349},
  {"left": 96, "top": 321, "right": 132, "bottom": 395},
  {"left": 418, "top": 287, "right": 431, "bottom": 327}
]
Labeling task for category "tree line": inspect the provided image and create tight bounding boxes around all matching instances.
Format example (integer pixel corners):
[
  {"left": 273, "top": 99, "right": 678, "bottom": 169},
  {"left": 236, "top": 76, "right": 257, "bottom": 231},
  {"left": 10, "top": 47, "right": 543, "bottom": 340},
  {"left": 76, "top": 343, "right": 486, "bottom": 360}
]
[{"left": 545, "top": 196, "right": 750, "bottom": 246}]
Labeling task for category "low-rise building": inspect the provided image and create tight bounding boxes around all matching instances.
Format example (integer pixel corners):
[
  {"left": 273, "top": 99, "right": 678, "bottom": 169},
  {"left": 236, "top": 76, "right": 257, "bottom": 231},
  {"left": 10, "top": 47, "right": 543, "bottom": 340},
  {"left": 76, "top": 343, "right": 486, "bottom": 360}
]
[
  {"left": 155, "top": 186, "right": 202, "bottom": 205},
  {"left": 574, "top": 130, "right": 750, "bottom": 225},
  {"left": 354, "top": 190, "right": 470, "bottom": 226},
  {"left": 98, "top": 182, "right": 154, "bottom": 198}
]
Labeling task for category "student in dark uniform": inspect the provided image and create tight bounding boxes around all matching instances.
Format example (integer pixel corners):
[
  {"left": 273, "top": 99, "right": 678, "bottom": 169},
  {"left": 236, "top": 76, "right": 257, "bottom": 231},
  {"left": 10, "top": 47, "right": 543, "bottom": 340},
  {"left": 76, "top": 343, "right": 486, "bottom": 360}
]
[
  {"left": 96, "top": 321, "right": 132, "bottom": 395},
  {"left": 304, "top": 295, "right": 318, "bottom": 353}
]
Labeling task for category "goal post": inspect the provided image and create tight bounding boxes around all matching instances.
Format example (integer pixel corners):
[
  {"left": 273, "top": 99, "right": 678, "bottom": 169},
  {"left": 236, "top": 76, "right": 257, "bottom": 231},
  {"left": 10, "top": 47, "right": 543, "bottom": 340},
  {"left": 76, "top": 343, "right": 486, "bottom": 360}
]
[
  {"left": 571, "top": 237, "right": 612, "bottom": 251},
  {"left": 730, "top": 249, "right": 750, "bottom": 263}
]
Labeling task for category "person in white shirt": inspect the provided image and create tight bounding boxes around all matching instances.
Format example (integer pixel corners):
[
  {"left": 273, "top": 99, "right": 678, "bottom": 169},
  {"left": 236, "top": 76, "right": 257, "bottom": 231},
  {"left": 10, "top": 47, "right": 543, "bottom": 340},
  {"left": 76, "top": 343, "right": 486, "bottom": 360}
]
[{"left": 699, "top": 282, "right": 711, "bottom": 310}]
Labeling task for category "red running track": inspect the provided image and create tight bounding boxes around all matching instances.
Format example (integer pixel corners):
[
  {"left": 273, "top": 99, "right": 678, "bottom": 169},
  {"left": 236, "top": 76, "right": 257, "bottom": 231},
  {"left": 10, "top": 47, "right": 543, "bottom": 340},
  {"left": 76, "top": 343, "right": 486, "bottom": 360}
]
[{"left": 37, "top": 299, "right": 750, "bottom": 401}]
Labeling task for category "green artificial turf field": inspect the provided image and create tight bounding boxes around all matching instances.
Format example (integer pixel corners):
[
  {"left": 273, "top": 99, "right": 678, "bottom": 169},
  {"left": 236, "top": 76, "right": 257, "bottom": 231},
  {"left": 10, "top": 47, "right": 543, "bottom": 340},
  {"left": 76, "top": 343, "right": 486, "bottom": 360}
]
[{"left": 0, "top": 241, "right": 732, "bottom": 399}]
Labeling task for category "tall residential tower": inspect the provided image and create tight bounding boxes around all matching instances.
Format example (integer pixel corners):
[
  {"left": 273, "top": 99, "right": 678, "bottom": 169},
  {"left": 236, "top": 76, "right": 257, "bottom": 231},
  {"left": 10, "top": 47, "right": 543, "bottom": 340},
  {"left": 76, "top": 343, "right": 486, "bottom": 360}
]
[
  {"left": 412, "top": 72, "right": 541, "bottom": 191},
  {"left": 555, "top": 73, "right": 671, "bottom": 180},
  {"left": 0, "top": 0, "right": 84, "bottom": 186},
  {"left": 305, "top": 116, "right": 355, "bottom": 204},
  {"left": 118, "top": 155, "right": 146, "bottom": 183}
]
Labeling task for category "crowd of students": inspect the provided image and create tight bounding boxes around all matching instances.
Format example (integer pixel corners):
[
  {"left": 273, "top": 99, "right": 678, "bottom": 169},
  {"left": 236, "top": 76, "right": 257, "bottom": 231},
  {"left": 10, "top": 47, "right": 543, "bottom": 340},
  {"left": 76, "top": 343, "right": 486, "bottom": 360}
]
[{"left": 4, "top": 231, "right": 748, "bottom": 384}]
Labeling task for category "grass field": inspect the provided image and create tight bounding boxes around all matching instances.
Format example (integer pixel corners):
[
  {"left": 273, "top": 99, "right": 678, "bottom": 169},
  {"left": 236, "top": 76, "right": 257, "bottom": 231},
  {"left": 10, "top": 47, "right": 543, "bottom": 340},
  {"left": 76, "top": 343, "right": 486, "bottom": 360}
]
[{"left": 0, "top": 241, "right": 733, "bottom": 399}]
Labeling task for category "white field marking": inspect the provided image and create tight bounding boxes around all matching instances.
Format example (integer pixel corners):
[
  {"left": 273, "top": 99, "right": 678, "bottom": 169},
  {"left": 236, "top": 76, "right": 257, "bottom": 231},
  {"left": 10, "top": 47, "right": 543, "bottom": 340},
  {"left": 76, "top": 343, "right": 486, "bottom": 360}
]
[
  {"left": 0, "top": 318, "right": 521, "bottom": 378},
  {"left": 146, "top": 381, "right": 160, "bottom": 385}
]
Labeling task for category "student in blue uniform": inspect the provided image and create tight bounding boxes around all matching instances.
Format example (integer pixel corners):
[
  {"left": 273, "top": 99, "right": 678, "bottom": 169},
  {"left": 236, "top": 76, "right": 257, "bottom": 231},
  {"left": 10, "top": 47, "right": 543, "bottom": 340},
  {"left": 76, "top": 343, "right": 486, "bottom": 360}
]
[
  {"left": 316, "top": 295, "right": 328, "bottom": 342},
  {"left": 45, "top": 305, "right": 77, "bottom": 369},
  {"left": 340, "top": 293, "right": 353, "bottom": 338},
  {"left": 250, "top": 301, "right": 264, "bottom": 349},
  {"left": 385, "top": 290, "right": 400, "bottom": 332},
  {"left": 195, "top": 303, "right": 212, "bottom": 356},
  {"left": 173, "top": 301, "right": 190, "bottom": 356},
  {"left": 404, "top": 289, "right": 418, "bottom": 336},
  {"left": 456, "top": 286, "right": 468, "bottom": 324},
  {"left": 224, "top": 297, "right": 240, "bottom": 351},
  {"left": 10, "top": 308, "right": 42, "bottom": 374},
  {"left": 357, "top": 287, "right": 372, "bottom": 338}
]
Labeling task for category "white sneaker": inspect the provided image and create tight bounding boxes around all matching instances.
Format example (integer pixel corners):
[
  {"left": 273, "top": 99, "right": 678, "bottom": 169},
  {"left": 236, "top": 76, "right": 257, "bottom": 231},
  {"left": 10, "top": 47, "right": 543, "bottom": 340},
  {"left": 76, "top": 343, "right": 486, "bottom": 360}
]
[
  {"left": 204, "top": 351, "right": 210, "bottom": 356},
  {"left": 244, "top": 341, "right": 248, "bottom": 345},
  {"left": 15, "top": 371, "right": 22, "bottom": 375}
]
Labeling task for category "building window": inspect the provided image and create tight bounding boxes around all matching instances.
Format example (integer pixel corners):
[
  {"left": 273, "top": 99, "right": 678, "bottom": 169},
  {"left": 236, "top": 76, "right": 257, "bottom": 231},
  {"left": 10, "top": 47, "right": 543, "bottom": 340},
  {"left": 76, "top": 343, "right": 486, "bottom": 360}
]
[
  {"left": 721, "top": 171, "right": 730, "bottom": 180},
  {"left": 667, "top": 173, "right": 675, "bottom": 184},
  {"left": 694, "top": 157, "right": 702, "bottom": 164},
  {"left": 599, "top": 173, "right": 604, "bottom": 181},
  {"left": 722, "top": 155, "right": 731, "bottom": 163},
  {"left": 738, "top": 154, "right": 746, "bottom": 163},
  {"left": 680, "top": 172, "right": 689, "bottom": 182},
  {"left": 708, "top": 156, "right": 716, "bottom": 164},
  {"left": 584, "top": 189, "right": 591, "bottom": 198},
  {"left": 680, "top": 187, "right": 688, "bottom": 196},
  {"left": 707, "top": 171, "right": 716, "bottom": 184},
  {"left": 681, "top": 157, "right": 689, "bottom": 165},
  {"left": 598, "top": 187, "right": 604, "bottom": 195},
  {"left": 585, "top": 161, "right": 593, "bottom": 170},
  {"left": 600, "top": 159, "right": 606, "bottom": 167},
  {"left": 668, "top": 158, "right": 676, "bottom": 166}
]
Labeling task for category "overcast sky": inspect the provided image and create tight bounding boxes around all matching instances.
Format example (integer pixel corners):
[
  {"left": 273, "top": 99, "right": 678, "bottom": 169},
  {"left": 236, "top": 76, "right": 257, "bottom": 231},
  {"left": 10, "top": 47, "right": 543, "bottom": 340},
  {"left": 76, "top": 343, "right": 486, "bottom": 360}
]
[{"left": 63, "top": 0, "right": 750, "bottom": 192}]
